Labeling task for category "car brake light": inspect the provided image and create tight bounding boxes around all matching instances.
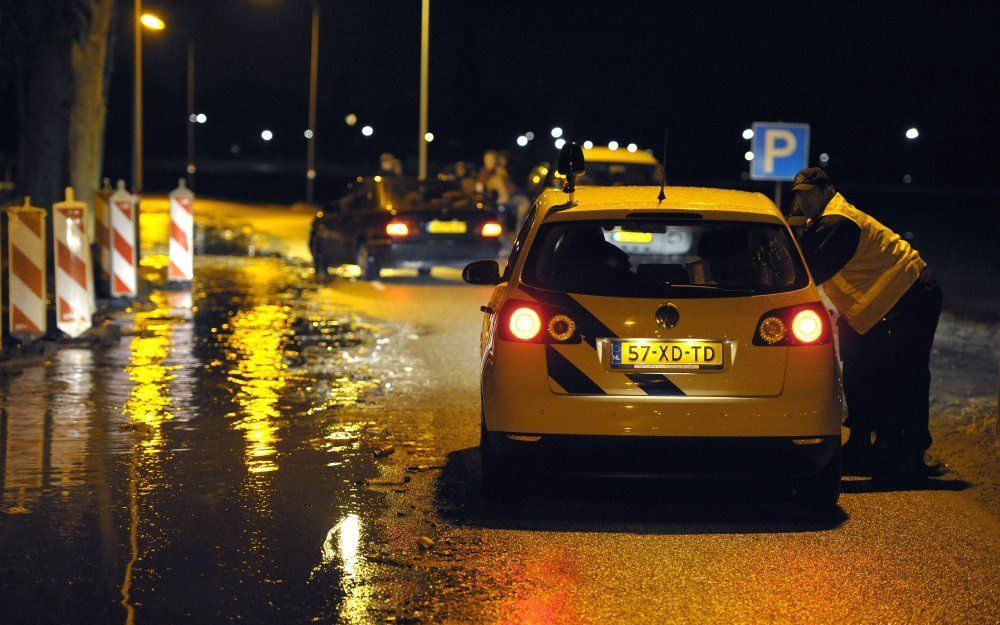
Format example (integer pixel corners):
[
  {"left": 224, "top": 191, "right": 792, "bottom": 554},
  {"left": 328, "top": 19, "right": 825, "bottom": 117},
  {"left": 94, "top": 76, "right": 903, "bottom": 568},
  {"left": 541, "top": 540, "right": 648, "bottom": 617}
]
[
  {"left": 385, "top": 221, "right": 409, "bottom": 237},
  {"left": 509, "top": 307, "right": 542, "bottom": 340},
  {"left": 753, "top": 303, "right": 830, "bottom": 346},
  {"left": 481, "top": 221, "right": 503, "bottom": 237},
  {"left": 791, "top": 309, "right": 823, "bottom": 343}
]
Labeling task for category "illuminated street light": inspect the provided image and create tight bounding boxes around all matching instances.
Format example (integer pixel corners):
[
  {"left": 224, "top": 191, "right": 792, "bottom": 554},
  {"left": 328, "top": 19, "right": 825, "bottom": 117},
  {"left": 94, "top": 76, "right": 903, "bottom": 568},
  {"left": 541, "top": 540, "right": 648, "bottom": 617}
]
[
  {"left": 744, "top": 151, "right": 754, "bottom": 161},
  {"left": 583, "top": 140, "right": 594, "bottom": 149},
  {"left": 361, "top": 125, "right": 374, "bottom": 137},
  {"left": 189, "top": 114, "right": 197, "bottom": 123},
  {"left": 424, "top": 132, "right": 435, "bottom": 143},
  {"left": 345, "top": 113, "right": 358, "bottom": 126},
  {"left": 742, "top": 128, "right": 754, "bottom": 140},
  {"left": 304, "top": 129, "right": 314, "bottom": 139},
  {"left": 554, "top": 138, "right": 566, "bottom": 149},
  {"left": 261, "top": 129, "right": 273, "bottom": 141},
  {"left": 525, "top": 131, "right": 535, "bottom": 141},
  {"left": 903, "top": 174, "right": 913, "bottom": 183},
  {"left": 196, "top": 113, "right": 207, "bottom": 124},
  {"left": 819, "top": 152, "right": 829, "bottom": 164},
  {"left": 140, "top": 13, "right": 165, "bottom": 30},
  {"left": 516, "top": 135, "right": 528, "bottom": 147},
  {"left": 608, "top": 141, "right": 619, "bottom": 151},
  {"left": 906, "top": 127, "right": 919, "bottom": 139},
  {"left": 551, "top": 127, "right": 563, "bottom": 139},
  {"left": 627, "top": 143, "right": 638, "bottom": 153}
]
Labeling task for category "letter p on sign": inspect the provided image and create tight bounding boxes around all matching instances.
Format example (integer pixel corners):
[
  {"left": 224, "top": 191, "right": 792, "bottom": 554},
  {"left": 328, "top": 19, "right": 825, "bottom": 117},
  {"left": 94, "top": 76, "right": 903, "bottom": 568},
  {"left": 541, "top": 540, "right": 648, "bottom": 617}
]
[{"left": 750, "top": 122, "right": 810, "bottom": 181}]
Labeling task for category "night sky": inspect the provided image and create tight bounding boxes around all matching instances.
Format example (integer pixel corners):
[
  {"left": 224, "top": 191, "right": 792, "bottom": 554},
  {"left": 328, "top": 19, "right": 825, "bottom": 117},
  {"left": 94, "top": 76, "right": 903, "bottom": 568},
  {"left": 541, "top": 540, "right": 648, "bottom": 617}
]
[{"left": 103, "top": 1, "right": 999, "bottom": 194}]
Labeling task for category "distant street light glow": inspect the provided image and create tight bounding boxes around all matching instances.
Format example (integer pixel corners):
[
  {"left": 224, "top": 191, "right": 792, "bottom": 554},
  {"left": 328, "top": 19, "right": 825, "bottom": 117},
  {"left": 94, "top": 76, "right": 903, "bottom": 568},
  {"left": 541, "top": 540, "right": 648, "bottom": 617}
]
[
  {"left": 819, "top": 152, "right": 829, "bottom": 164},
  {"left": 345, "top": 113, "right": 358, "bottom": 126},
  {"left": 551, "top": 127, "right": 563, "bottom": 139},
  {"left": 525, "top": 131, "right": 535, "bottom": 141},
  {"left": 608, "top": 141, "right": 619, "bottom": 151},
  {"left": 196, "top": 113, "right": 207, "bottom": 124},
  {"left": 554, "top": 138, "right": 566, "bottom": 149},
  {"left": 516, "top": 135, "right": 528, "bottom": 147},
  {"left": 744, "top": 151, "right": 754, "bottom": 161},
  {"left": 424, "top": 132, "right": 434, "bottom": 143},
  {"left": 304, "top": 129, "right": 314, "bottom": 139},
  {"left": 260, "top": 130, "right": 273, "bottom": 141},
  {"left": 627, "top": 143, "right": 638, "bottom": 153},
  {"left": 583, "top": 140, "right": 594, "bottom": 149},
  {"left": 189, "top": 114, "right": 197, "bottom": 123},
  {"left": 906, "top": 127, "right": 919, "bottom": 139},
  {"left": 140, "top": 13, "right": 165, "bottom": 30},
  {"left": 903, "top": 174, "right": 913, "bottom": 183},
  {"left": 361, "top": 125, "right": 374, "bottom": 137},
  {"left": 742, "top": 128, "right": 754, "bottom": 140}
]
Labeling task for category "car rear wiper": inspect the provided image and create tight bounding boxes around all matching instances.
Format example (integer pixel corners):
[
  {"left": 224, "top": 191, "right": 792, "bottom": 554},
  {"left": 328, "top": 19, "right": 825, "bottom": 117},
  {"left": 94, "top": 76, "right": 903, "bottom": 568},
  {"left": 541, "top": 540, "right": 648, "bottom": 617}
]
[{"left": 659, "top": 283, "right": 760, "bottom": 295}]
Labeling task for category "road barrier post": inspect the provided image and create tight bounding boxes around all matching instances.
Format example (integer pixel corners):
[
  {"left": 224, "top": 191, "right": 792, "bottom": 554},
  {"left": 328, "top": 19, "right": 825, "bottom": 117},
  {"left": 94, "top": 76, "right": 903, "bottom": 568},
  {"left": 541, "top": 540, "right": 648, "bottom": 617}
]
[
  {"left": 109, "top": 180, "right": 138, "bottom": 298},
  {"left": 7, "top": 197, "right": 48, "bottom": 342},
  {"left": 53, "top": 188, "right": 94, "bottom": 338},
  {"left": 168, "top": 178, "right": 194, "bottom": 283},
  {"left": 93, "top": 178, "right": 113, "bottom": 296}
]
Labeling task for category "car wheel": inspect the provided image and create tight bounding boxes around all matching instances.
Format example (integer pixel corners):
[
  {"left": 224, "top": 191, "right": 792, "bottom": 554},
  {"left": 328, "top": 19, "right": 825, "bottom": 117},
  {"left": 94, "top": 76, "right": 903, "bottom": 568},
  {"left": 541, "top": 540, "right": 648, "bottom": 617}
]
[
  {"left": 357, "top": 244, "right": 380, "bottom": 281},
  {"left": 792, "top": 445, "right": 841, "bottom": 507},
  {"left": 480, "top": 420, "right": 513, "bottom": 499},
  {"left": 417, "top": 266, "right": 432, "bottom": 277}
]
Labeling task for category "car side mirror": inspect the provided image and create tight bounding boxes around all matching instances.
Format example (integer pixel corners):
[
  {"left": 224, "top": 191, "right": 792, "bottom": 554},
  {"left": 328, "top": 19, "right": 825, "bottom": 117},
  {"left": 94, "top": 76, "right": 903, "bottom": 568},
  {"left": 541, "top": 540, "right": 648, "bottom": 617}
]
[
  {"left": 556, "top": 142, "right": 586, "bottom": 196},
  {"left": 462, "top": 260, "right": 501, "bottom": 285}
]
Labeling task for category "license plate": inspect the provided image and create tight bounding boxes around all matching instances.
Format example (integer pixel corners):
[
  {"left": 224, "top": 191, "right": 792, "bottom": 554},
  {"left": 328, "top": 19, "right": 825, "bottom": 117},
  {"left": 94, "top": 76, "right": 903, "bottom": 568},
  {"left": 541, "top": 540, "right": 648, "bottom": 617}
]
[
  {"left": 427, "top": 220, "right": 467, "bottom": 234},
  {"left": 610, "top": 340, "right": 724, "bottom": 370}
]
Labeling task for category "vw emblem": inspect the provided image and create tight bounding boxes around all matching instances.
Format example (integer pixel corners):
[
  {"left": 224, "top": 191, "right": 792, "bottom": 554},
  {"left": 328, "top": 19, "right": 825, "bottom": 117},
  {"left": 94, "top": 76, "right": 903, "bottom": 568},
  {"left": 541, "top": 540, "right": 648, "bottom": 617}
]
[{"left": 655, "top": 303, "right": 680, "bottom": 329}]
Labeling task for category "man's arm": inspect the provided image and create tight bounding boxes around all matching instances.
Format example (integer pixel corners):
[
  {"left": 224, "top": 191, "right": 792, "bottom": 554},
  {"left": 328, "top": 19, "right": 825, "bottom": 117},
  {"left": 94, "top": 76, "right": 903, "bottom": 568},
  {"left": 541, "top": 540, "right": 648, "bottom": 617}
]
[{"left": 798, "top": 216, "right": 860, "bottom": 284}]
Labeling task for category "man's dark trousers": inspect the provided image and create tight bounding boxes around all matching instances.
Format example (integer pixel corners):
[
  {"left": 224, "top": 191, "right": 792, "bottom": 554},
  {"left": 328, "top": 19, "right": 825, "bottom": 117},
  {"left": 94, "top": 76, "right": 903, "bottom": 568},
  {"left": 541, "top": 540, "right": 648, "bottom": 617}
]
[{"left": 838, "top": 274, "right": 942, "bottom": 458}]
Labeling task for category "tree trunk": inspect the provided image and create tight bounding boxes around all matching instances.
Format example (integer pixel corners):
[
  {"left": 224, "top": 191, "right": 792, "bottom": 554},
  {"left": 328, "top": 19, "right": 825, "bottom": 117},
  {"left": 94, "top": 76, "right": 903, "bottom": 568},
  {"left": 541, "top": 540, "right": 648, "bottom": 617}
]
[
  {"left": 68, "top": 0, "right": 114, "bottom": 239},
  {"left": 18, "top": 4, "right": 77, "bottom": 211}
]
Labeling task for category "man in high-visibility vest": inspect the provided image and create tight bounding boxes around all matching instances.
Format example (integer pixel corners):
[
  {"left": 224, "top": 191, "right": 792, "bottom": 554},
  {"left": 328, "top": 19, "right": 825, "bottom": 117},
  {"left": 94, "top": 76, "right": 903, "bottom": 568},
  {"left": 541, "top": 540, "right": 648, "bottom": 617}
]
[{"left": 792, "top": 167, "right": 944, "bottom": 480}]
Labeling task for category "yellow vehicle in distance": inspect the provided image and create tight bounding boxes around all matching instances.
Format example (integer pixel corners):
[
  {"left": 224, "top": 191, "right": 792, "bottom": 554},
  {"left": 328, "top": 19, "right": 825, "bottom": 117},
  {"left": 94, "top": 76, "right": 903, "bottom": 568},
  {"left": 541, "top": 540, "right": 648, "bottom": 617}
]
[
  {"left": 527, "top": 145, "right": 663, "bottom": 197},
  {"left": 465, "top": 143, "right": 843, "bottom": 506}
]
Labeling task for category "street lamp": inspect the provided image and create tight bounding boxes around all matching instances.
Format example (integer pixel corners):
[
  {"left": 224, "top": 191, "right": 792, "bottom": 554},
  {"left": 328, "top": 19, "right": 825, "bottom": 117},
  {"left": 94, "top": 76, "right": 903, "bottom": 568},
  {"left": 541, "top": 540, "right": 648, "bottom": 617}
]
[
  {"left": 418, "top": 0, "right": 430, "bottom": 180},
  {"left": 306, "top": 0, "right": 319, "bottom": 203},
  {"left": 133, "top": 3, "right": 166, "bottom": 194}
]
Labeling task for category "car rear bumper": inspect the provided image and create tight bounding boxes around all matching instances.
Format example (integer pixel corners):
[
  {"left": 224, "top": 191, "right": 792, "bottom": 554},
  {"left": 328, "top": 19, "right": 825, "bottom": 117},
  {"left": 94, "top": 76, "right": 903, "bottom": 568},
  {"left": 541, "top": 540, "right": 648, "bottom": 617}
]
[
  {"left": 486, "top": 433, "right": 839, "bottom": 478},
  {"left": 373, "top": 238, "right": 501, "bottom": 268}
]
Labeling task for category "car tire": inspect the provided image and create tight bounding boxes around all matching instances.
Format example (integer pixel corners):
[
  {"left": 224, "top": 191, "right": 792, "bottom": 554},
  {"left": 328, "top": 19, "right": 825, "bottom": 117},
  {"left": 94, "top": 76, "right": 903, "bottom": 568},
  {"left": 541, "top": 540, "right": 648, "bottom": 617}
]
[
  {"left": 792, "top": 445, "right": 841, "bottom": 507},
  {"left": 357, "top": 244, "right": 380, "bottom": 281},
  {"left": 480, "top": 420, "right": 513, "bottom": 500}
]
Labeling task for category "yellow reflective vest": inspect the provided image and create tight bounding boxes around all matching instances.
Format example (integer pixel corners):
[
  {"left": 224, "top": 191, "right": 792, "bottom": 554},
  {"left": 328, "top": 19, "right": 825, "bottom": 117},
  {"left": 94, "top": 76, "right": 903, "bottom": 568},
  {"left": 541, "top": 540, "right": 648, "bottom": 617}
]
[{"left": 816, "top": 194, "right": 926, "bottom": 335}]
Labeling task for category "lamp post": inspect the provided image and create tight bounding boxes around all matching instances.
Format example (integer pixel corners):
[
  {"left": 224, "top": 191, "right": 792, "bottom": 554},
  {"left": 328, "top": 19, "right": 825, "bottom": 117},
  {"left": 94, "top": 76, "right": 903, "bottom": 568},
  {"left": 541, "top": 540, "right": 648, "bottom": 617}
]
[
  {"left": 133, "top": 4, "right": 165, "bottom": 194},
  {"left": 418, "top": 0, "right": 430, "bottom": 180},
  {"left": 186, "top": 37, "right": 195, "bottom": 187},
  {"left": 306, "top": 0, "right": 319, "bottom": 204}
]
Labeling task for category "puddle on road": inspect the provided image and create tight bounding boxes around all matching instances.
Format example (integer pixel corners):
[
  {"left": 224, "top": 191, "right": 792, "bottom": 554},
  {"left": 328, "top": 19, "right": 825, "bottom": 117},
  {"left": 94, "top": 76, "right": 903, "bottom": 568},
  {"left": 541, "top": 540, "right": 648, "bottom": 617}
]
[{"left": 0, "top": 256, "right": 412, "bottom": 624}]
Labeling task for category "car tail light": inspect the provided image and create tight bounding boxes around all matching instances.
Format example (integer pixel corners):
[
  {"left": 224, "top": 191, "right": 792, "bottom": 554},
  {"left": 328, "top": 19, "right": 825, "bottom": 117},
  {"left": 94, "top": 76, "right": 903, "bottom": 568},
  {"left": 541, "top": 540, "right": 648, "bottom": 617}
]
[
  {"left": 498, "top": 300, "right": 580, "bottom": 344},
  {"left": 753, "top": 303, "right": 831, "bottom": 346},
  {"left": 509, "top": 307, "right": 541, "bottom": 340},
  {"left": 385, "top": 220, "right": 409, "bottom": 237},
  {"left": 481, "top": 221, "right": 503, "bottom": 237}
]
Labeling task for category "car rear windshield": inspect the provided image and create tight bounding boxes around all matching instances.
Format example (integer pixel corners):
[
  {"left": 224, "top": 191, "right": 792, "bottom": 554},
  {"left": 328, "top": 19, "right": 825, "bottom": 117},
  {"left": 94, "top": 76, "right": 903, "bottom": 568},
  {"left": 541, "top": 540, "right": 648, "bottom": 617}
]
[
  {"left": 521, "top": 219, "right": 808, "bottom": 297},
  {"left": 383, "top": 177, "right": 482, "bottom": 212}
]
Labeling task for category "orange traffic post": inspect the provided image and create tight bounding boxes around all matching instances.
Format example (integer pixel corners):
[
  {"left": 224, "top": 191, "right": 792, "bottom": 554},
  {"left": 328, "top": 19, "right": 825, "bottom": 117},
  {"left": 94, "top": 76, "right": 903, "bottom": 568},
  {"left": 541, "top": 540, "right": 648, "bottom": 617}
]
[{"left": 52, "top": 188, "right": 94, "bottom": 338}]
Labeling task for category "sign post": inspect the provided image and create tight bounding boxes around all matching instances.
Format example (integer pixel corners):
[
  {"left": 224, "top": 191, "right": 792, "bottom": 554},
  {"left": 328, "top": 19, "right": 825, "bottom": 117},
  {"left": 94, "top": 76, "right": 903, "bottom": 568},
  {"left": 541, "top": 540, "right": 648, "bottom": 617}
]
[
  {"left": 750, "top": 122, "right": 810, "bottom": 212},
  {"left": 53, "top": 188, "right": 94, "bottom": 338}
]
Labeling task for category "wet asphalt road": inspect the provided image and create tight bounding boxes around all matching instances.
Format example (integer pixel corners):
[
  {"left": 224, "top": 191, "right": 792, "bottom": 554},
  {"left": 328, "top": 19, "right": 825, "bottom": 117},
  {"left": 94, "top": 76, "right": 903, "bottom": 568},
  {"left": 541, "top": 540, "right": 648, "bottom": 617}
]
[{"left": 1, "top": 255, "right": 999, "bottom": 625}]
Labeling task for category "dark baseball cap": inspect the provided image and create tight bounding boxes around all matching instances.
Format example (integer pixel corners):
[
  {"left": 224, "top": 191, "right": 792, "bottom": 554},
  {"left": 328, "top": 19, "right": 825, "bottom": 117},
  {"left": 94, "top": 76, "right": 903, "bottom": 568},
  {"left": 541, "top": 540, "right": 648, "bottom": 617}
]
[{"left": 791, "top": 167, "right": 832, "bottom": 191}]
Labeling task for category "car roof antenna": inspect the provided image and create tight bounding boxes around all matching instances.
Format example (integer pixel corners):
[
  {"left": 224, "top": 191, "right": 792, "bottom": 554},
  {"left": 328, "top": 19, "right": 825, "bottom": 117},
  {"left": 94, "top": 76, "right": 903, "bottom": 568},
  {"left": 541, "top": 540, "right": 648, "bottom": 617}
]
[{"left": 657, "top": 127, "right": 667, "bottom": 205}]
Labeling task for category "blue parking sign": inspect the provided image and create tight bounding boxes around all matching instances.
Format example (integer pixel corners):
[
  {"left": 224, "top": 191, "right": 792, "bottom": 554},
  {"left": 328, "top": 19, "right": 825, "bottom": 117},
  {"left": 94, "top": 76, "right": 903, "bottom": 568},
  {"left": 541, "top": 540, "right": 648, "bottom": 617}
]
[{"left": 750, "top": 122, "right": 810, "bottom": 181}]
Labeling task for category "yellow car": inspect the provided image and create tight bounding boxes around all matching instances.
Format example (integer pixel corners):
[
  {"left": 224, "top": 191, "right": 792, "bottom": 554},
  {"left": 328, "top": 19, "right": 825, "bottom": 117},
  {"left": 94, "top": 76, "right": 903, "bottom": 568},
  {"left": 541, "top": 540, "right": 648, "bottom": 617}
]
[{"left": 464, "top": 145, "right": 843, "bottom": 505}]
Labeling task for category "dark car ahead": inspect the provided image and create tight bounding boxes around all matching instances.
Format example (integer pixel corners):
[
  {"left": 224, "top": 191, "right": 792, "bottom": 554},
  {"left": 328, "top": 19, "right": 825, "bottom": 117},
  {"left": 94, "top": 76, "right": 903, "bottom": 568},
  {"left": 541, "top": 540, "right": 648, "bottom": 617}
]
[{"left": 310, "top": 175, "right": 504, "bottom": 280}]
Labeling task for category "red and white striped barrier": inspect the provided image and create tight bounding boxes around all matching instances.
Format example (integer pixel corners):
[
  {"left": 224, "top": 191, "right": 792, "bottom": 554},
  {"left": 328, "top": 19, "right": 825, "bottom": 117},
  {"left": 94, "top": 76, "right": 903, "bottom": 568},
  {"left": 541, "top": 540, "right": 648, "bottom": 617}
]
[
  {"left": 109, "top": 180, "right": 138, "bottom": 298},
  {"left": 168, "top": 179, "right": 195, "bottom": 282},
  {"left": 7, "top": 197, "right": 47, "bottom": 341},
  {"left": 93, "top": 178, "right": 113, "bottom": 290},
  {"left": 53, "top": 188, "right": 94, "bottom": 338}
]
